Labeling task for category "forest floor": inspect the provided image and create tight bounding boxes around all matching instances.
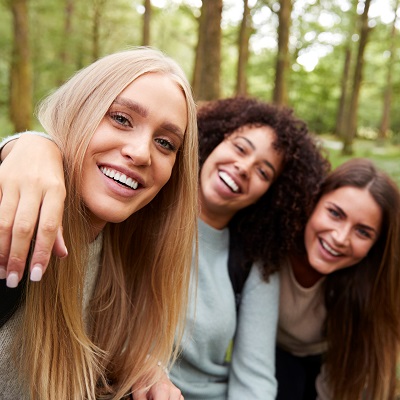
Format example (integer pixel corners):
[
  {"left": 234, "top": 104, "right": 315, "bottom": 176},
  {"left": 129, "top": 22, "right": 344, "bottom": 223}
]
[{"left": 319, "top": 134, "right": 400, "bottom": 186}]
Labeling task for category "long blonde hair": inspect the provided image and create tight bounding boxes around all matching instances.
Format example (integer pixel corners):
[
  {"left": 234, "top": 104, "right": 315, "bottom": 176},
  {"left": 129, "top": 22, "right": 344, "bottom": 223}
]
[{"left": 19, "top": 47, "right": 198, "bottom": 399}]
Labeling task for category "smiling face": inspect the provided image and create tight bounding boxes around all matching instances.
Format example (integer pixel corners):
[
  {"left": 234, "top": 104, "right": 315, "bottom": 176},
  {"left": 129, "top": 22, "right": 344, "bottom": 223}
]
[
  {"left": 304, "top": 186, "right": 382, "bottom": 275},
  {"left": 199, "top": 125, "right": 284, "bottom": 229},
  {"left": 81, "top": 72, "right": 188, "bottom": 237}
]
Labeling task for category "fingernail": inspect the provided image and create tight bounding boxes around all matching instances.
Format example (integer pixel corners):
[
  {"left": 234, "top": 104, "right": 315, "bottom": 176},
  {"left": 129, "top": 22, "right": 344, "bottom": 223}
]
[
  {"left": 30, "top": 265, "right": 43, "bottom": 282},
  {"left": 0, "top": 266, "right": 6, "bottom": 279},
  {"left": 6, "top": 272, "right": 19, "bottom": 288}
]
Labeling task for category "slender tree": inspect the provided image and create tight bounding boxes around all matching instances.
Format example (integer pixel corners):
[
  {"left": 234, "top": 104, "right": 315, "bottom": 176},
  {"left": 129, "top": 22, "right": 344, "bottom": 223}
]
[
  {"left": 342, "top": 0, "right": 373, "bottom": 155},
  {"left": 378, "top": 0, "right": 399, "bottom": 143},
  {"left": 91, "top": 0, "right": 107, "bottom": 61},
  {"left": 335, "top": 0, "right": 358, "bottom": 138},
  {"left": 8, "top": 0, "right": 32, "bottom": 132},
  {"left": 335, "top": 46, "right": 352, "bottom": 138},
  {"left": 236, "top": 0, "right": 252, "bottom": 96},
  {"left": 192, "top": 0, "right": 222, "bottom": 101},
  {"left": 57, "top": 0, "right": 75, "bottom": 84},
  {"left": 142, "top": 0, "right": 151, "bottom": 46},
  {"left": 273, "top": 0, "right": 292, "bottom": 105}
]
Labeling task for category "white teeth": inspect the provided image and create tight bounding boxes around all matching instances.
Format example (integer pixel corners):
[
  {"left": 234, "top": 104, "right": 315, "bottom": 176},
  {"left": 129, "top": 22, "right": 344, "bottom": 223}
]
[
  {"left": 100, "top": 167, "right": 139, "bottom": 189},
  {"left": 218, "top": 171, "right": 239, "bottom": 193},
  {"left": 321, "top": 239, "right": 341, "bottom": 256},
  {"left": 119, "top": 174, "right": 126, "bottom": 184}
]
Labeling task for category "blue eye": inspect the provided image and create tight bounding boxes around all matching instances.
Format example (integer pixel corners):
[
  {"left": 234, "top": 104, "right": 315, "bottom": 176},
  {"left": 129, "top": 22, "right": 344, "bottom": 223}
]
[
  {"left": 156, "top": 138, "right": 176, "bottom": 152},
  {"left": 111, "top": 112, "right": 131, "bottom": 127},
  {"left": 328, "top": 208, "right": 340, "bottom": 218},
  {"left": 356, "top": 227, "right": 372, "bottom": 239}
]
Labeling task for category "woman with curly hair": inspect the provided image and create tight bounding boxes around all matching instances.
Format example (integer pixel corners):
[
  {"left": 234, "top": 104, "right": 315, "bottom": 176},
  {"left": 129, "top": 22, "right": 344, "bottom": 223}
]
[
  {"left": 276, "top": 158, "right": 400, "bottom": 400},
  {"left": 168, "top": 97, "right": 329, "bottom": 400},
  {"left": 0, "top": 96, "right": 328, "bottom": 399}
]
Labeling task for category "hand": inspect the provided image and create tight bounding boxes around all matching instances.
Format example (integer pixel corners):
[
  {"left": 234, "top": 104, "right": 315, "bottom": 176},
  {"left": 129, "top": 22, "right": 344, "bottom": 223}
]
[
  {"left": 133, "top": 372, "right": 183, "bottom": 400},
  {"left": 0, "top": 134, "right": 67, "bottom": 287}
]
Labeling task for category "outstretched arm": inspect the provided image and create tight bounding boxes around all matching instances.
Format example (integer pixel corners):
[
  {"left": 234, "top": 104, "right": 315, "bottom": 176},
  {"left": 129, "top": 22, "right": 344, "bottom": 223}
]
[{"left": 0, "top": 133, "right": 67, "bottom": 288}]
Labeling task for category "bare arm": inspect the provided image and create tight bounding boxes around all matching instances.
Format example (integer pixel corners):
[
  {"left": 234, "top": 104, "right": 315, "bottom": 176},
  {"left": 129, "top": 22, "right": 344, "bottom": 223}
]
[{"left": 0, "top": 134, "right": 67, "bottom": 288}]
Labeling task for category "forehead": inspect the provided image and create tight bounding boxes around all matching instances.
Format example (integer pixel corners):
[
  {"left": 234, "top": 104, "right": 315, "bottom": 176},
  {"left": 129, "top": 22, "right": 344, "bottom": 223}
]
[
  {"left": 230, "top": 125, "right": 276, "bottom": 141},
  {"left": 321, "top": 186, "right": 382, "bottom": 229},
  {"left": 117, "top": 72, "right": 188, "bottom": 135}
]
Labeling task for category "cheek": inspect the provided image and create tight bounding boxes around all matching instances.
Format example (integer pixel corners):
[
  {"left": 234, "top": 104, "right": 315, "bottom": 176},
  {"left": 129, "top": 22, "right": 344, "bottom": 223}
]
[
  {"left": 353, "top": 241, "right": 374, "bottom": 260},
  {"left": 155, "top": 158, "right": 176, "bottom": 188},
  {"left": 304, "top": 215, "right": 320, "bottom": 252},
  {"left": 199, "top": 156, "right": 214, "bottom": 185},
  {"left": 252, "top": 182, "right": 270, "bottom": 202}
]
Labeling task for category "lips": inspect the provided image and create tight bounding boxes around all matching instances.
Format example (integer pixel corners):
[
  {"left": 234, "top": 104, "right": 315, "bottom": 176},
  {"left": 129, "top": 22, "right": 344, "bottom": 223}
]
[
  {"left": 100, "top": 166, "right": 139, "bottom": 189},
  {"left": 218, "top": 171, "right": 240, "bottom": 193},
  {"left": 319, "top": 238, "right": 342, "bottom": 257}
]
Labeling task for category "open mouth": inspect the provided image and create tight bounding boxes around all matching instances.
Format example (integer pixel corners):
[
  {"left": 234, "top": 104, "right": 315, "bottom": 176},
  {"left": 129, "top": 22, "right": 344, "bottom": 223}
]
[
  {"left": 100, "top": 167, "right": 139, "bottom": 190},
  {"left": 320, "top": 239, "right": 341, "bottom": 257},
  {"left": 218, "top": 171, "right": 239, "bottom": 193}
]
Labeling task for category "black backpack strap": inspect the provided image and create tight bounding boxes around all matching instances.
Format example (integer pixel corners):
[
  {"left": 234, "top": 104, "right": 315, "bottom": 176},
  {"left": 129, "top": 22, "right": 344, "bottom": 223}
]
[
  {"left": 0, "top": 273, "right": 27, "bottom": 328},
  {"left": 228, "top": 229, "right": 251, "bottom": 310}
]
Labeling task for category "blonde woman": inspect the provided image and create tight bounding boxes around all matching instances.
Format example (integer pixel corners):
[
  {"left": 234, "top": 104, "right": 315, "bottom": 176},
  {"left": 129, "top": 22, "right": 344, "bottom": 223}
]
[{"left": 0, "top": 47, "right": 198, "bottom": 399}]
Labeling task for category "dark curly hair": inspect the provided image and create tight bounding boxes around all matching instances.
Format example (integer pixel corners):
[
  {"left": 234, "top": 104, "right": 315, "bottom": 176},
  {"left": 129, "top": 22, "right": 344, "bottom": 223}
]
[{"left": 197, "top": 96, "right": 330, "bottom": 279}]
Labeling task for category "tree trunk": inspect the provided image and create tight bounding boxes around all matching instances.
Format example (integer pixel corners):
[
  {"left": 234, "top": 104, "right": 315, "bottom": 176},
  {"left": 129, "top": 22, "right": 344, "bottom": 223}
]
[
  {"left": 58, "top": 0, "right": 74, "bottom": 84},
  {"left": 335, "top": 46, "right": 352, "bottom": 138},
  {"left": 378, "top": 0, "right": 399, "bottom": 144},
  {"left": 9, "top": 0, "right": 33, "bottom": 132},
  {"left": 273, "top": 0, "right": 292, "bottom": 106},
  {"left": 92, "top": 0, "right": 106, "bottom": 61},
  {"left": 142, "top": 0, "right": 151, "bottom": 46},
  {"left": 342, "top": 0, "right": 372, "bottom": 155},
  {"left": 192, "top": 0, "right": 222, "bottom": 101},
  {"left": 335, "top": 0, "right": 357, "bottom": 138},
  {"left": 236, "top": 0, "right": 251, "bottom": 96}
]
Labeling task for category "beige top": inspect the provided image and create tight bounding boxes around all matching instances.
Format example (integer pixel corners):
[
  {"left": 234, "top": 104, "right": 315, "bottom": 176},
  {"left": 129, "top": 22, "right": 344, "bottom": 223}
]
[
  {"left": 277, "top": 258, "right": 327, "bottom": 356},
  {"left": 0, "top": 234, "right": 103, "bottom": 399}
]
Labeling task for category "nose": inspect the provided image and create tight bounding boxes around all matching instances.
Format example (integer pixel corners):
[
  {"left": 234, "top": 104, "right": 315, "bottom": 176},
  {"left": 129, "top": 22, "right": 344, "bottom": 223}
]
[
  {"left": 234, "top": 159, "right": 251, "bottom": 178},
  {"left": 121, "top": 132, "right": 152, "bottom": 167},
  {"left": 332, "top": 225, "right": 351, "bottom": 247}
]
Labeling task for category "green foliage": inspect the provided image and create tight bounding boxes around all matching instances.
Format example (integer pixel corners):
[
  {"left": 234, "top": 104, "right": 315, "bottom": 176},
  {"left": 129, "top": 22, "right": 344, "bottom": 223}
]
[
  {"left": 0, "top": 0, "right": 399, "bottom": 141},
  {"left": 321, "top": 134, "right": 400, "bottom": 186}
]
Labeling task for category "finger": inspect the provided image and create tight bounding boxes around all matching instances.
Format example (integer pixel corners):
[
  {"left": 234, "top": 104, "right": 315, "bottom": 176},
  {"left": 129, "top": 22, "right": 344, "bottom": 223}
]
[
  {"left": 0, "top": 188, "right": 20, "bottom": 281},
  {"left": 52, "top": 226, "right": 68, "bottom": 259},
  {"left": 29, "top": 187, "right": 66, "bottom": 280},
  {"left": 131, "top": 388, "right": 146, "bottom": 400},
  {"left": 5, "top": 191, "right": 43, "bottom": 287},
  {"left": 148, "top": 381, "right": 181, "bottom": 400}
]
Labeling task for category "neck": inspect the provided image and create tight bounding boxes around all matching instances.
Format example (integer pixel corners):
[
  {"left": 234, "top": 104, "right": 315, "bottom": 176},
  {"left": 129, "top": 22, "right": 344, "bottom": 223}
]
[
  {"left": 198, "top": 193, "right": 232, "bottom": 230},
  {"left": 199, "top": 211, "right": 229, "bottom": 230},
  {"left": 89, "top": 223, "right": 106, "bottom": 243},
  {"left": 289, "top": 252, "right": 324, "bottom": 288}
]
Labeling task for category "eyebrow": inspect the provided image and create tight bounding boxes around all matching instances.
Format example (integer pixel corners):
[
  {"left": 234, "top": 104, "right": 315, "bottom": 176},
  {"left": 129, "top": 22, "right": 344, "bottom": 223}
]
[
  {"left": 328, "top": 202, "right": 379, "bottom": 235},
  {"left": 237, "top": 135, "right": 278, "bottom": 177},
  {"left": 113, "top": 96, "right": 185, "bottom": 140},
  {"left": 113, "top": 96, "right": 148, "bottom": 118}
]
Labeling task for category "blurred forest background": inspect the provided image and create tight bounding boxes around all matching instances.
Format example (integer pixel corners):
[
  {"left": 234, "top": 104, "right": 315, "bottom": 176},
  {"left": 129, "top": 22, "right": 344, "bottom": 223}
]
[{"left": 0, "top": 0, "right": 399, "bottom": 182}]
